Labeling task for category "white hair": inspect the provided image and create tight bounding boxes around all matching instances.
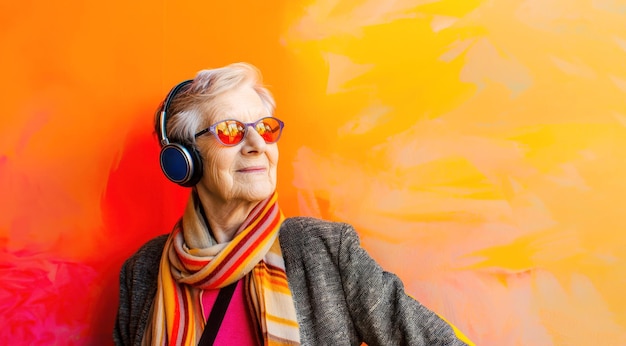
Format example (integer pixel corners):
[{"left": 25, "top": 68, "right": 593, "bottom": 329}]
[{"left": 155, "top": 62, "right": 276, "bottom": 146}]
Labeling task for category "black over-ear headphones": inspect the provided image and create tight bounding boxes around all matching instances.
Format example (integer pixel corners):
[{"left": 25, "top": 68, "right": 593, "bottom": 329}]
[{"left": 158, "top": 79, "right": 204, "bottom": 187}]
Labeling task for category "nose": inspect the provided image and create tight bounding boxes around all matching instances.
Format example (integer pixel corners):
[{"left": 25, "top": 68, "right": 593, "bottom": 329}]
[{"left": 241, "top": 125, "right": 267, "bottom": 154}]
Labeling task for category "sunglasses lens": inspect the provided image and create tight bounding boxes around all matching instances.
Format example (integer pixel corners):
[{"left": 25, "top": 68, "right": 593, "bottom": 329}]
[
  {"left": 256, "top": 118, "right": 283, "bottom": 143},
  {"left": 215, "top": 120, "right": 245, "bottom": 145}
]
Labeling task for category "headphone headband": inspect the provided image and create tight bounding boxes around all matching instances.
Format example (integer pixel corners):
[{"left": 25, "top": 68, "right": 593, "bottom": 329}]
[{"left": 159, "top": 79, "right": 193, "bottom": 146}]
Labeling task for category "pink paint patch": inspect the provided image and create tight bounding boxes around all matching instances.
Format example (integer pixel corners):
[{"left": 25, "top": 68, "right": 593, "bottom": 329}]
[{"left": 0, "top": 246, "right": 98, "bottom": 345}]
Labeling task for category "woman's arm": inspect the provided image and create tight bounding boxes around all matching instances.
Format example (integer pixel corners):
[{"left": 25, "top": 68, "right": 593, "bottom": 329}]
[
  {"left": 337, "top": 223, "right": 469, "bottom": 346},
  {"left": 113, "top": 235, "right": 167, "bottom": 346},
  {"left": 114, "top": 260, "right": 132, "bottom": 346}
]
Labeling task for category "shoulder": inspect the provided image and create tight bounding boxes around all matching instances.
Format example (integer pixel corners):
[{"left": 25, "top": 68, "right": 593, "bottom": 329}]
[
  {"left": 279, "top": 216, "right": 360, "bottom": 253},
  {"left": 127, "top": 234, "right": 168, "bottom": 262},
  {"left": 280, "top": 217, "right": 349, "bottom": 240},
  {"left": 121, "top": 234, "right": 169, "bottom": 278}
]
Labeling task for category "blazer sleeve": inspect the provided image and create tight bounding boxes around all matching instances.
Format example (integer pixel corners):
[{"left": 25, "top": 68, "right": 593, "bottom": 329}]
[
  {"left": 113, "top": 259, "right": 133, "bottom": 346},
  {"left": 336, "top": 223, "right": 469, "bottom": 346},
  {"left": 113, "top": 235, "right": 167, "bottom": 346}
]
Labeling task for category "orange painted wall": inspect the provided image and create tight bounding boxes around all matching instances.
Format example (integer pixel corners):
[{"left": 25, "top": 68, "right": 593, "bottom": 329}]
[{"left": 1, "top": 0, "right": 625, "bottom": 344}]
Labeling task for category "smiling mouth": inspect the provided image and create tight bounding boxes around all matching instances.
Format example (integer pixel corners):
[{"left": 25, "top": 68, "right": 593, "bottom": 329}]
[{"left": 237, "top": 167, "right": 266, "bottom": 173}]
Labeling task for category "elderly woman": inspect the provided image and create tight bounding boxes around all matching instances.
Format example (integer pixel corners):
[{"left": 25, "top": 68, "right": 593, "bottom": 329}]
[{"left": 114, "top": 63, "right": 471, "bottom": 346}]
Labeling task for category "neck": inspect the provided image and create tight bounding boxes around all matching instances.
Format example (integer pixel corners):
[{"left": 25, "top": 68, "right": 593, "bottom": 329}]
[{"left": 194, "top": 189, "right": 260, "bottom": 243}]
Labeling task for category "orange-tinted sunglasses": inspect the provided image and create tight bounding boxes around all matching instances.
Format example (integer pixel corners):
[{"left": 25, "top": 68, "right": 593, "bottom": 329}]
[{"left": 194, "top": 117, "right": 284, "bottom": 146}]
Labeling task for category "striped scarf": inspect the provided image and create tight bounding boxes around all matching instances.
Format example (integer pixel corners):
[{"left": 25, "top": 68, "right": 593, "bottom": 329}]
[{"left": 142, "top": 191, "right": 300, "bottom": 346}]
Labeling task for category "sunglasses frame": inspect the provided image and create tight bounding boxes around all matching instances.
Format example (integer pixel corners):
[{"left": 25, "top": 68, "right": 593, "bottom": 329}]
[{"left": 194, "top": 116, "right": 285, "bottom": 146}]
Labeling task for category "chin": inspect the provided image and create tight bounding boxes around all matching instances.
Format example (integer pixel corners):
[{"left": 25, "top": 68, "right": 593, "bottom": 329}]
[{"left": 239, "top": 185, "right": 275, "bottom": 203}]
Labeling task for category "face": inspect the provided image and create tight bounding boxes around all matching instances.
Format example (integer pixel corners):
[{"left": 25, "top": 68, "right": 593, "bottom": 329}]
[{"left": 194, "top": 84, "right": 279, "bottom": 205}]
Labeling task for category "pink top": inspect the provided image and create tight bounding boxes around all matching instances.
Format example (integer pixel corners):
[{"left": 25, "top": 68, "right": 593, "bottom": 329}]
[{"left": 201, "top": 280, "right": 259, "bottom": 345}]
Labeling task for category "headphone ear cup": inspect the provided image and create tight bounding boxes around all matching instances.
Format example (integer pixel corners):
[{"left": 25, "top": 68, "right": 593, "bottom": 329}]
[
  {"left": 184, "top": 146, "right": 203, "bottom": 187},
  {"left": 160, "top": 143, "right": 203, "bottom": 187}
]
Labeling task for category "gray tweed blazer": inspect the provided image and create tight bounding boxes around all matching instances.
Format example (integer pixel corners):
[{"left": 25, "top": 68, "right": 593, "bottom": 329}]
[{"left": 114, "top": 217, "right": 467, "bottom": 346}]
